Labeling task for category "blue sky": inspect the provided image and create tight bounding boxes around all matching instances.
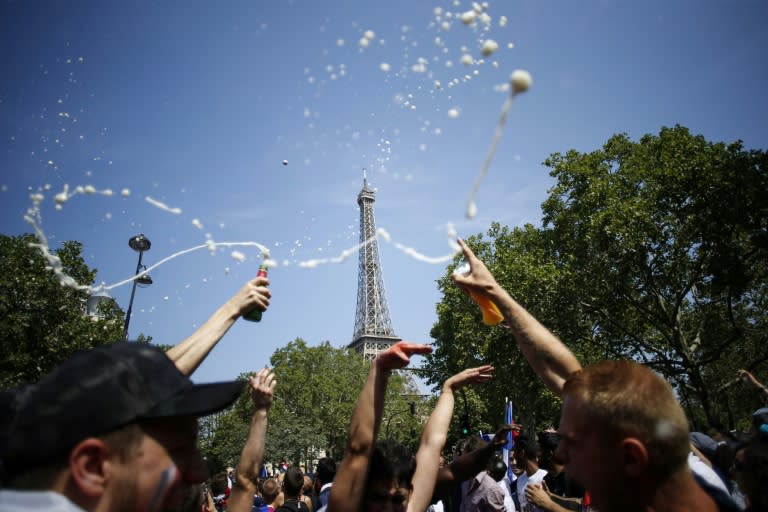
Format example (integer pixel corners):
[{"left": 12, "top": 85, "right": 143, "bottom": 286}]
[{"left": 2, "top": 0, "right": 767, "bottom": 387}]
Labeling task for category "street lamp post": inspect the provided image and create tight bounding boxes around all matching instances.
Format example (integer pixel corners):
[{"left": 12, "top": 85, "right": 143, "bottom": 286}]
[{"left": 123, "top": 234, "right": 152, "bottom": 340}]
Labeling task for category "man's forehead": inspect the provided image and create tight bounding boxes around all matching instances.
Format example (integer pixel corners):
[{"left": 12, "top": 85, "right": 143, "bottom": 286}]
[{"left": 558, "top": 394, "right": 587, "bottom": 432}]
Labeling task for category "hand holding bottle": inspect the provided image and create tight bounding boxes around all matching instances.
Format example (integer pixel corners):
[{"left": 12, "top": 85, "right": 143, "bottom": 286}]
[{"left": 243, "top": 264, "right": 270, "bottom": 322}]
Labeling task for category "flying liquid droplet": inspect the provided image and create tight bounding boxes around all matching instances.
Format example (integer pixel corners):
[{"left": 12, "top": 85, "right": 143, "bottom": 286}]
[
  {"left": 510, "top": 69, "right": 532, "bottom": 94},
  {"left": 282, "top": 160, "right": 288, "bottom": 166},
  {"left": 466, "top": 200, "right": 478, "bottom": 219},
  {"left": 481, "top": 40, "right": 499, "bottom": 57}
]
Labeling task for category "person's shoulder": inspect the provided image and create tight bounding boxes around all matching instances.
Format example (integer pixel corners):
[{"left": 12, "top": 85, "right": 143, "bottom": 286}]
[{"left": 276, "top": 500, "right": 309, "bottom": 512}]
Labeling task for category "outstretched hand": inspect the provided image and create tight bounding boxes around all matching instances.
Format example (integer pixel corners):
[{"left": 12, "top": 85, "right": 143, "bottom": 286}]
[
  {"left": 451, "top": 239, "right": 500, "bottom": 296},
  {"left": 375, "top": 341, "right": 433, "bottom": 371},
  {"left": 491, "top": 424, "right": 514, "bottom": 450},
  {"left": 249, "top": 368, "right": 277, "bottom": 410},
  {"left": 444, "top": 365, "right": 495, "bottom": 391}
]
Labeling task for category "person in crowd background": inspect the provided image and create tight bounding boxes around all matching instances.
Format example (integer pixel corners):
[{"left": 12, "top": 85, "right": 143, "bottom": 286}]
[
  {"left": 488, "top": 459, "right": 516, "bottom": 512},
  {"left": 328, "top": 341, "right": 497, "bottom": 512},
  {"left": 227, "top": 369, "right": 277, "bottom": 512},
  {"left": 452, "top": 238, "right": 720, "bottom": 512},
  {"left": 276, "top": 466, "right": 309, "bottom": 512},
  {"left": 523, "top": 431, "right": 584, "bottom": 512},
  {"left": 313, "top": 457, "right": 336, "bottom": 511}
]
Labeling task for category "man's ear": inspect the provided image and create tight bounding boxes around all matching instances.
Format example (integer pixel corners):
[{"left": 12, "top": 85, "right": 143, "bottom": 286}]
[
  {"left": 621, "top": 438, "right": 649, "bottom": 478},
  {"left": 68, "top": 438, "right": 111, "bottom": 496}
]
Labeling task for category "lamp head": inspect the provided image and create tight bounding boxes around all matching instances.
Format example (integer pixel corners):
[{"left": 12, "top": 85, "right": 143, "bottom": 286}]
[{"left": 128, "top": 234, "right": 151, "bottom": 252}]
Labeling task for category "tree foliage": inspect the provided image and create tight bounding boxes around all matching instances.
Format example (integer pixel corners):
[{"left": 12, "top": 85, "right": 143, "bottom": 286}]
[
  {"left": 0, "top": 233, "right": 125, "bottom": 390},
  {"left": 426, "top": 126, "right": 768, "bottom": 432},
  {"left": 199, "top": 339, "right": 425, "bottom": 473},
  {"left": 267, "top": 339, "right": 423, "bottom": 462},
  {"left": 426, "top": 225, "right": 571, "bottom": 433}
]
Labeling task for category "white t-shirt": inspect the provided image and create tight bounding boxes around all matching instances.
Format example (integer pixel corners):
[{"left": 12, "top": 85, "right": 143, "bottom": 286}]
[
  {"left": 496, "top": 478, "right": 517, "bottom": 512},
  {"left": 0, "top": 490, "right": 86, "bottom": 512},
  {"left": 516, "top": 468, "right": 548, "bottom": 512}
]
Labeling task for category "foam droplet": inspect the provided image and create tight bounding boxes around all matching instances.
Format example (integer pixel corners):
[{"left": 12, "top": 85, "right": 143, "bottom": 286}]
[
  {"left": 481, "top": 39, "right": 498, "bottom": 57},
  {"left": 510, "top": 69, "right": 532, "bottom": 94},
  {"left": 466, "top": 200, "right": 478, "bottom": 219}
]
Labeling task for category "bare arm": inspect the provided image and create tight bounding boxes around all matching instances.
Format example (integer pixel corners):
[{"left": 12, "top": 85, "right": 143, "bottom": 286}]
[
  {"left": 737, "top": 369, "right": 768, "bottom": 398},
  {"left": 526, "top": 483, "right": 582, "bottom": 512},
  {"left": 228, "top": 369, "right": 277, "bottom": 512},
  {"left": 408, "top": 366, "right": 495, "bottom": 512},
  {"left": 327, "top": 342, "right": 433, "bottom": 512},
  {"left": 166, "top": 276, "right": 271, "bottom": 376},
  {"left": 434, "top": 424, "right": 513, "bottom": 498},
  {"left": 452, "top": 238, "right": 582, "bottom": 396}
]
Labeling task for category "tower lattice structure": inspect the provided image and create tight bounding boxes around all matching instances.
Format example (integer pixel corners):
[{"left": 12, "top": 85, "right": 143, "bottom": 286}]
[{"left": 349, "top": 176, "right": 401, "bottom": 360}]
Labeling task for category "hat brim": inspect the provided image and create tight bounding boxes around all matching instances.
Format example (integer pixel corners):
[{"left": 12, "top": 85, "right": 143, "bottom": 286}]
[{"left": 146, "top": 380, "right": 244, "bottom": 419}]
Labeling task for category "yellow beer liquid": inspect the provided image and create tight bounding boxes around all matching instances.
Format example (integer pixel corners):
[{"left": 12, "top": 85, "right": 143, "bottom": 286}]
[{"left": 470, "top": 292, "right": 504, "bottom": 325}]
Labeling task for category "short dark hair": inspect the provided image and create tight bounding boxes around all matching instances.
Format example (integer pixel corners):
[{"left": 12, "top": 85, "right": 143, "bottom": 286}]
[
  {"left": 209, "top": 471, "right": 229, "bottom": 496},
  {"left": 537, "top": 431, "right": 561, "bottom": 453},
  {"left": 283, "top": 466, "right": 304, "bottom": 497},
  {"left": 513, "top": 434, "right": 540, "bottom": 459},
  {"left": 488, "top": 459, "right": 507, "bottom": 482},
  {"left": 367, "top": 440, "right": 416, "bottom": 489},
  {"left": 316, "top": 457, "right": 336, "bottom": 484},
  {"left": 261, "top": 478, "right": 280, "bottom": 503}
]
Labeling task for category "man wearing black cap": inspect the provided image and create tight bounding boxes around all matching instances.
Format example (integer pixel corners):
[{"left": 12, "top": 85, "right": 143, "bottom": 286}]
[{"left": 0, "top": 342, "right": 245, "bottom": 512}]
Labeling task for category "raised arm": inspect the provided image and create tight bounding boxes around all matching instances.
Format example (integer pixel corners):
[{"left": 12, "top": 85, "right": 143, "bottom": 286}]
[
  {"left": 408, "top": 365, "right": 495, "bottom": 512},
  {"left": 452, "top": 238, "right": 581, "bottom": 396},
  {"left": 327, "top": 342, "right": 432, "bottom": 512},
  {"left": 228, "top": 368, "right": 277, "bottom": 512},
  {"left": 166, "top": 275, "right": 271, "bottom": 376},
  {"left": 737, "top": 369, "right": 768, "bottom": 399},
  {"left": 433, "top": 424, "right": 514, "bottom": 498}
]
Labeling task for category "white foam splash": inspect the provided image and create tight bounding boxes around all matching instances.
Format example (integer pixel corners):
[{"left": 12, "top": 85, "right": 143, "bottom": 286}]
[
  {"left": 466, "top": 69, "right": 533, "bottom": 219},
  {"left": 50, "top": 183, "right": 114, "bottom": 210},
  {"left": 145, "top": 196, "right": 182, "bottom": 215}
]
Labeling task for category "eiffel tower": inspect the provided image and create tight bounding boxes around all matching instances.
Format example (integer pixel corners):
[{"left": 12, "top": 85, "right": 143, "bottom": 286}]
[{"left": 348, "top": 173, "right": 401, "bottom": 360}]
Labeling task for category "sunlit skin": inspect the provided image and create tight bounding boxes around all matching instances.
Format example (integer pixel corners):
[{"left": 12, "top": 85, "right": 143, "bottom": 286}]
[
  {"left": 132, "top": 416, "right": 207, "bottom": 512},
  {"left": 555, "top": 393, "right": 622, "bottom": 512},
  {"left": 364, "top": 479, "right": 412, "bottom": 512}
]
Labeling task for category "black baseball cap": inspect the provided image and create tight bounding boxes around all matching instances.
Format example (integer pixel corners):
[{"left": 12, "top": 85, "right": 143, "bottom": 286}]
[{"left": 0, "top": 342, "right": 243, "bottom": 479}]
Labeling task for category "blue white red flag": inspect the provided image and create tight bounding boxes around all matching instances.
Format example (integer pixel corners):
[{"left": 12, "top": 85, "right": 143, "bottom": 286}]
[{"left": 503, "top": 399, "right": 514, "bottom": 479}]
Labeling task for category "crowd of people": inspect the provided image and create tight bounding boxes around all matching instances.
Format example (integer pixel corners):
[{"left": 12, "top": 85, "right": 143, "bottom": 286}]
[{"left": 1, "top": 239, "right": 766, "bottom": 512}]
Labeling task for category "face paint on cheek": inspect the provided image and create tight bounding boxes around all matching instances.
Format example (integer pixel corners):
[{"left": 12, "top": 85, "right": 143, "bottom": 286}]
[{"left": 145, "top": 464, "right": 179, "bottom": 512}]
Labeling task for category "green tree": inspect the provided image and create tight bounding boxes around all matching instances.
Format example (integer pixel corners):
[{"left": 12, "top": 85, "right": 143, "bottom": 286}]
[
  {"left": 0, "top": 233, "right": 125, "bottom": 389},
  {"left": 197, "top": 373, "right": 251, "bottom": 472},
  {"left": 200, "top": 339, "right": 427, "bottom": 474},
  {"left": 541, "top": 126, "right": 767, "bottom": 429},
  {"left": 425, "top": 225, "right": 572, "bottom": 433},
  {"left": 426, "top": 126, "right": 768, "bottom": 432},
  {"left": 267, "top": 339, "right": 423, "bottom": 462}
]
